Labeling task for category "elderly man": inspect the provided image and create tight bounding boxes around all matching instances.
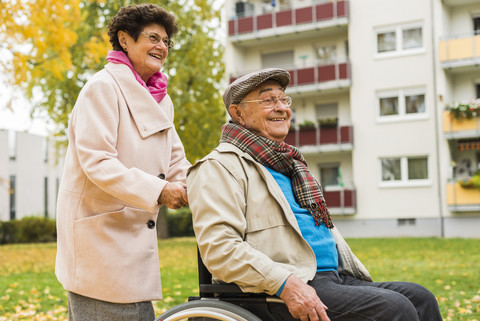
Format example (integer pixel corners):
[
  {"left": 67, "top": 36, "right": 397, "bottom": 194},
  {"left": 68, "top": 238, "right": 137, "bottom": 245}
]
[{"left": 187, "top": 68, "right": 443, "bottom": 321}]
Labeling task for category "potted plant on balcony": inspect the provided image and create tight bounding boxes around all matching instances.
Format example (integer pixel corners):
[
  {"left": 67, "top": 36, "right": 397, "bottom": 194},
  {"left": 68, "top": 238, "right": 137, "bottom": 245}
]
[
  {"left": 298, "top": 120, "right": 316, "bottom": 131},
  {"left": 318, "top": 117, "right": 338, "bottom": 128},
  {"left": 459, "top": 170, "right": 480, "bottom": 189},
  {"left": 447, "top": 100, "right": 480, "bottom": 121}
]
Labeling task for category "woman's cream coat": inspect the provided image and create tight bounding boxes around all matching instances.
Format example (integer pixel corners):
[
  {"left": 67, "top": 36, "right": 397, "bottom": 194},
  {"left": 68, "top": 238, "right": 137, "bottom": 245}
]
[
  {"left": 187, "top": 143, "right": 371, "bottom": 296},
  {"left": 55, "top": 63, "right": 190, "bottom": 303}
]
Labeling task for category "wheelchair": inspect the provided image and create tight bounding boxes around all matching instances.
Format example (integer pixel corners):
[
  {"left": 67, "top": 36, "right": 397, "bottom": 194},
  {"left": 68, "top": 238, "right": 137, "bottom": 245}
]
[{"left": 155, "top": 250, "right": 291, "bottom": 321}]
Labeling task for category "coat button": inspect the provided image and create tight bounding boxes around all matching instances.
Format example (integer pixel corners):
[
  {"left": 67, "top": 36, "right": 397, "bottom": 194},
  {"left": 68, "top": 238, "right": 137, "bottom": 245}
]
[
  {"left": 147, "top": 220, "right": 155, "bottom": 229},
  {"left": 158, "top": 173, "right": 166, "bottom": 179}
]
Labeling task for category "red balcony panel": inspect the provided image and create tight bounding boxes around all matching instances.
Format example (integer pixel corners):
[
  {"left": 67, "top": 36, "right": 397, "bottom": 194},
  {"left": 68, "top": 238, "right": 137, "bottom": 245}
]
[
  {"left": 297, "top": 67, "right": 315, "bottom": 85},
  {"left": 257, "top": 14, "right": 273, "bottom": 30},
  {"left": 299, "top": 128, "right": 316, "bottom": 146},
  {"left": 337, "top": 0, "right": 347, "bottom": 17},
  {"left": 296, "top": 7, "right": 313, "bottom": 24},
  {"left": 237, "top": 17, "right": 254, "bottom": 34},
  {"left": 315, "top": 2, "right": 334, "bottom": 21},
  {"left": 284, "top": 131, "right": 296, "bottom": 145},
  {"left": 344, "top": 189, "right": 354, "bottom": 207},
  {"left": 228, "top": 20, "right": 236, "bottom": 36},
  {"left": 276, "top": 9, "right": 293, "bottom": 27},
  {"left": 287, "top": 70, "right": 296, "bottom": 86},
  {"left": 317, "top": 65, "right": 336, "bottom": 82},
  {"left": 323, "top": 189, "right": 355, "bottom": 208},
  {"left": 324, "top": 190, "right": 340, "bottom": 206},
  {"left": 319, "top": 127, "right": 338, "bottom": 144},
  {"left": 339, "top": 63, "right": 349, "bottom": 79},
  {"left": 340, "top": 126, "right": 352, "bottom": 143}
]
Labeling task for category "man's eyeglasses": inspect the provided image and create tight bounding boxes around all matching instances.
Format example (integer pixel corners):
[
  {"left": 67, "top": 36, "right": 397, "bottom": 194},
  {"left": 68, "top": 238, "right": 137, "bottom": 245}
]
[
  {"left": 141, "top": 32, "right": 174, "bottom": 49},
  {"left": 241, "top": 96, "right": 292, "bottom": 108}
]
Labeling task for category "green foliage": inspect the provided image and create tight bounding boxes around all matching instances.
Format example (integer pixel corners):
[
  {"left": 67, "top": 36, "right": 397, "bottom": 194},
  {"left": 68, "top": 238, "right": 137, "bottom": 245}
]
[
  {"left": 0, "top": 217, "right": 56, "bottom": 244},
  {"left": 298, "top": 120, "right": 315, "bottom": 129},
  {"left": 167, "top": 207, "right": 194, "bottom": 237},
  {"left": 458, "top": 169, "right": 480, "bottom": 189},
  {"left": 2, "top": 0, "right": 226, "bottom": 162},
  {"left": 447, "top": 100, "right": 480, "bottom": 121}
]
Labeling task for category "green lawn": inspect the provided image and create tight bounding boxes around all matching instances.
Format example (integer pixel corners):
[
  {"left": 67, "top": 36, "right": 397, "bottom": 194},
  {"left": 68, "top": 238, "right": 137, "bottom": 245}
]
[{"left": 0, "top": 237, "right": 478, "bottom": 320}]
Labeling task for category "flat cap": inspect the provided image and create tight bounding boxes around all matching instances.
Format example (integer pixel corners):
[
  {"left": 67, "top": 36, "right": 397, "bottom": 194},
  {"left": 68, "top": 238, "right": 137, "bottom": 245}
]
[{"left": 223, "top": 68, "right": 290, "bottom": 108}]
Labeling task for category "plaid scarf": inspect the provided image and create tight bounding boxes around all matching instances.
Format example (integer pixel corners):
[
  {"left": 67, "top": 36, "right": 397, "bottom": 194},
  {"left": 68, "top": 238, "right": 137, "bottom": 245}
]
[{"left": 220, "top": 123, "right": 333, "bottom": 228}]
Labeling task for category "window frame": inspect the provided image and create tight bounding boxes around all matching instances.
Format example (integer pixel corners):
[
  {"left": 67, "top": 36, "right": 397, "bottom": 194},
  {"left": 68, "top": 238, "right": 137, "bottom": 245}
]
[
  {"left": 379, "top": 155, "right": 430, "bottom": 188},
  {"left": 374, "top": 22, "right": 425, "bottom": 58},
  {"left": 376, "top": 87, "right": 427, "bottom": 123}
]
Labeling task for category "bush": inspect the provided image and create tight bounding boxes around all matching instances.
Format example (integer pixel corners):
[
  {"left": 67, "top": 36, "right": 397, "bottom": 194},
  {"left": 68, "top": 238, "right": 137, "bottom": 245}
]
[
  {"left": 0, "top": 216, "right": 56, "bottom": 244},
  {"left": 167, "top": 207, "right": 194, "bottom": 237}
]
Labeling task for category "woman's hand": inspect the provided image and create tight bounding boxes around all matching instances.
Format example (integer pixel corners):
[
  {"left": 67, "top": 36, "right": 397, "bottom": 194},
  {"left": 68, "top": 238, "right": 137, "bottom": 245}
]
[
  {"left": 279, "top": 275, "right": 330, "bottom": 321},
  {"left": 158, "top": 182, "right": 188, "bottom": 209}
]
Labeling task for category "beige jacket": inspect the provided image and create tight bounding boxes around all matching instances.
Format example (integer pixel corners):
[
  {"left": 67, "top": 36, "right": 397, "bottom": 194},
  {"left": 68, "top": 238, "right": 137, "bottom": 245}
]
[
  {"left": 55, "top": 63, "right": 190, "bottom": 303},
  {"left": 187, "top": 143, "right": 371, "bottom": 296}
]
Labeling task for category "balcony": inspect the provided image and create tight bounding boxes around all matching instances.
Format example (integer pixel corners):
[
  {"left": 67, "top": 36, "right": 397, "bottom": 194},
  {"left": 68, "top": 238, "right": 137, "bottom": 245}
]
[
  {"left": 228, "top": 0, "right": 349, "bottom": 47},
  {"left": 323, "top": 187, "right": 356, "bottom": 215},
  {"left": 446, "top": 181, "right": 480, "bottom": 212},
  {"left": 230, "top": 61, "right": 351, "bottom": 95},
  {"left": 442, "top": 111, "right": 480, "bottom": 139},
  {"left": 442, "top": 0, "right": 480, "bottom": 6},
  {"left": 284, "top": 125, "right": 353, "bottom": 154},
  {"left": 439, "top": 33, "right": 480, "bottom": 72}
]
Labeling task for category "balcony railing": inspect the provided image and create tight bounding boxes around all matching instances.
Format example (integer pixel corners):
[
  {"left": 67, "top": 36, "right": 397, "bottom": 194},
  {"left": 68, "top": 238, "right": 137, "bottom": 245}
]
[
  {"left": 439, "top": 33, "right": 480, "bottom": 69},
  {"left": 230, "top": 61, "right": 351, "bottom": 93},
  {"left": 284, "top": 126, "right": 353, "bottom": 150},
  {"left": 442, "top": 111, "right": 480, "bottom": 139},
  {"left": 323, "top": 187, "right": 356, "bottom": 215},
  {"left": 446, "top": 181, "right": 480, "bottom": 212},
  {"left": 228, "top": 0, "right": 349, "bottom": 37}
]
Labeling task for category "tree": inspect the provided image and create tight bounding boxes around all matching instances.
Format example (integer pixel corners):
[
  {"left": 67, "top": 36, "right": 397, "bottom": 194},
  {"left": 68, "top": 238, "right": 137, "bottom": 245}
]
[{"left": 1, "top": 0, "right": 225, "bottom": 163}]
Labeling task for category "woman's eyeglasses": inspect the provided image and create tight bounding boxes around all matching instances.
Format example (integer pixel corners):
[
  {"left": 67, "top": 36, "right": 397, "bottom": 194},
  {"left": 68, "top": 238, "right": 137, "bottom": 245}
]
[{"left": 141, "top": 32, "right": 174, "bottom": 49}]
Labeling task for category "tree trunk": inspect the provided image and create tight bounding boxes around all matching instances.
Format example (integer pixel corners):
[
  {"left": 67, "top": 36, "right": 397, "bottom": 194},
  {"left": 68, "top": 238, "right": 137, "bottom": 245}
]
[{"left": 156, "top": 206, "right": 169, "bottom": 239}]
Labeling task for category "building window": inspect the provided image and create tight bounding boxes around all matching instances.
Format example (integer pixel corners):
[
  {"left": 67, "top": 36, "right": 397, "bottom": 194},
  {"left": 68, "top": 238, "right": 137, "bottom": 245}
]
[
  {"left": 315, "top": 103, "right": 338, "bottom": 124},
  {"left": 261, "top": 50, "right": 294, "bottom": 69},
  {"left": 44, "top": 177, "right": 48, "bottom": 218},
  {"left": 380, "top": 156, "right": 429, "bottom": 186},
  {"left": 476, "top": 84, "right": 480, "bottom": 99},
  {"left": 319, "top": 164, "right": 340, "bottom": 187},
  {"left": 315, "top": 45, "right": 336, "bottom": 63},
  {"left": 377, "top": 88, "right": 426, "bottom": 121},
  {"left": 474, "top": 16, "right": 480, "bottom": 35},
  {"left": 376, "top": 23, "right": 423, "bottom": 56}
]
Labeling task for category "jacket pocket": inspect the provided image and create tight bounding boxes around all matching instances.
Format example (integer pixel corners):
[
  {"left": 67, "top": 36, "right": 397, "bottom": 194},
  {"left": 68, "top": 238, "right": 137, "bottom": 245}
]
[{"left": 73, "top": 207, "right": 160, "bottom": 300}]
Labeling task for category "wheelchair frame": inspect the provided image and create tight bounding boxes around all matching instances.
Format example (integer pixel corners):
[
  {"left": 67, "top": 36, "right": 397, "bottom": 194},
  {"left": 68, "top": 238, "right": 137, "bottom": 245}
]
[{"left": 155, "top": 249, "right": 288, "bottom": 321}]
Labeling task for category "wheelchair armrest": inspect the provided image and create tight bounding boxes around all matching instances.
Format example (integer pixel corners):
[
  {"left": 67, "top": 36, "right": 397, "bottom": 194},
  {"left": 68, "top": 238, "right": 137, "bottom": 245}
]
[{"left": 199, "top": 283, "right": 244, "bottom": 294}]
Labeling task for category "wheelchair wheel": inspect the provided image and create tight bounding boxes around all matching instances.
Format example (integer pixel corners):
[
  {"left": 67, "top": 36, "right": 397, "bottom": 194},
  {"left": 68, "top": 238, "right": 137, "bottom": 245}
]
[{"left": 156, "top": 299, "right": 262, "bottom": 321}]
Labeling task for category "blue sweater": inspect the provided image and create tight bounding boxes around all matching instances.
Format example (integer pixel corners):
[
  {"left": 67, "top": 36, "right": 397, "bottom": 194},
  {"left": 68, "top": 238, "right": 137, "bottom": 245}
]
[{"left": 265, "top": 167, "right": 338, "bottom": 275}]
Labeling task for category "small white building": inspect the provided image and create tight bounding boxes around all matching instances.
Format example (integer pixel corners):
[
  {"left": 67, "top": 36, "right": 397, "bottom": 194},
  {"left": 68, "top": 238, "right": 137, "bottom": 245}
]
[
  {"left": 0, "top": 129, "right": 63, "bottom": 221},
  {"left": 224, "top": 0, "right": 480, "bottom": 237}
]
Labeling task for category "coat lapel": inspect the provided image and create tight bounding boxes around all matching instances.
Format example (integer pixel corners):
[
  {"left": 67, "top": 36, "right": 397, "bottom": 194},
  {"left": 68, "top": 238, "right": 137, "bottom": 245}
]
[{"left": 105, "top": 63, "right": 173, "bottom": 138}]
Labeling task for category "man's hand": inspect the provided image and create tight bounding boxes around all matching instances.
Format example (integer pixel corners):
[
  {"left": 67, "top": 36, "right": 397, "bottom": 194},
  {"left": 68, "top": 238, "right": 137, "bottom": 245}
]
[
  {"left": 158, "top": 182, "right": 188, "bottom": 209},
  {"left": 279, "top": 275, "right": 330, "bottom": 321}
]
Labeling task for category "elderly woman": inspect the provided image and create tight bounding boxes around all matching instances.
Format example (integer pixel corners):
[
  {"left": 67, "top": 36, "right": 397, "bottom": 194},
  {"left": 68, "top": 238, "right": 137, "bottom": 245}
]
[
  {"left": 187, "top": 68, "right": 443, "bottom": 321},
  {"left": 55, "top": 4, "right": 190, "bottom": 320}
]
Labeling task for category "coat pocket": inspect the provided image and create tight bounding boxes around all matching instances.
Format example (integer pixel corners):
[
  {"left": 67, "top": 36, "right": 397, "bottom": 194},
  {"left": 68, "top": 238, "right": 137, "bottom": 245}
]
[{"left": 73, "top": 207, "right": 161, "bottom": 302}]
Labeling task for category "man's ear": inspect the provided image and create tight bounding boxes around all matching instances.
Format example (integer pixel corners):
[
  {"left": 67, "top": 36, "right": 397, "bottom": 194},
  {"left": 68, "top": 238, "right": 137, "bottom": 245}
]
[{"left": 228, "top": 104, "right": 244, "bottom": 125}]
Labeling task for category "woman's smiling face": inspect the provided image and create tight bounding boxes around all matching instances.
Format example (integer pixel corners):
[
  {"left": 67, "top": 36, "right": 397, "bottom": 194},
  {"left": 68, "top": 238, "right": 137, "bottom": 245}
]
[
  {"left": 118, "top": 23, "right": 169, "bottom": 82},
  {"left": 230, "top": 80, "right": 292, "bottom": 143}
]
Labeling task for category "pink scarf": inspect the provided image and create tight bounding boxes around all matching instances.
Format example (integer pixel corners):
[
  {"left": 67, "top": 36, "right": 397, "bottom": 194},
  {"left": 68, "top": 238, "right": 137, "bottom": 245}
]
[{"left": 106, "top": 50, "right": 167, "bottom": 103}]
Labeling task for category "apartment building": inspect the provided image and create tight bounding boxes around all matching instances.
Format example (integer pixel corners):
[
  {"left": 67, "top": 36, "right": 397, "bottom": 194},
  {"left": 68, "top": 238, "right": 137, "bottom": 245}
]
[
  {"left": 0, "top": 130, "right": 63, "bottom": 221},
  {"left": 224, "top": 0, "right": 480, "bottom": 237}
]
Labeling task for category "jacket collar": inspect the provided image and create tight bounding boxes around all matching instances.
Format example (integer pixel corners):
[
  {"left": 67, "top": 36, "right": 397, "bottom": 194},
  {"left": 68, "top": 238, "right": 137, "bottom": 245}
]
[{"left": 105, "top": 63, "right": 173, "bottom": 138}]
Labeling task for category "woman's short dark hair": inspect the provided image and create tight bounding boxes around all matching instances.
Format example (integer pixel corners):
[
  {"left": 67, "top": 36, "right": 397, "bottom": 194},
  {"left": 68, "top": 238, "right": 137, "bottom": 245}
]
[{"left": 108, "top": 3, "right": 178, "bottom": 51}]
